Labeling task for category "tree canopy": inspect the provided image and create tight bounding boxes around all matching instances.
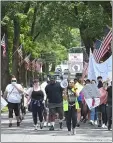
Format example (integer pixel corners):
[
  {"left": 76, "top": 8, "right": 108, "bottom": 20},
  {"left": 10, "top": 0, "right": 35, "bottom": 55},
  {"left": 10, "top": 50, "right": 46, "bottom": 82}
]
[{"left": 1, "top": 1, "right": 112, "bottom": 90}]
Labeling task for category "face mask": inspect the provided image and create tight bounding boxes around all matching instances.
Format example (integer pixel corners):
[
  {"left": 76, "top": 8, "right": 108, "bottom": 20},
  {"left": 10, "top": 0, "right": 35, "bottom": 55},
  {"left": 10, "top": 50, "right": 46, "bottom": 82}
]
[{"left": 11, "top": 80, "right": 17, "bottom": 84}]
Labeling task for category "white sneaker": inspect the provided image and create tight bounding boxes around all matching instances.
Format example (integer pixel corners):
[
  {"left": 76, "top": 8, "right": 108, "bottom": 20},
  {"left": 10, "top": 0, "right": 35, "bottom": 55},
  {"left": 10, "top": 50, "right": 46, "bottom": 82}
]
[
  {"left": 48, "top": 123, "right": 51, "bottom": 127},
  {"left": 90, "top": 120, "right": 94, "bottom": 125},
  {"left": 94, "top": 120, "right": 98, "bottom": 125},
  {"left": 102, "top": 124, "right": 107, "bottom": 128},
  {"left": 34, "top": 125, "right": 38, "bottom": 130},
  {"left": 68, "top": 131, "right": 71, "bottom": 135},
  {"left": 72, "top": 128, "right": 76, "bottom": 135},
  {"left": 44, "top": 122, "right": 47, "bottom": 127},
  {"left": 40, "top": 122, "right": 43, "bottom": 129}
]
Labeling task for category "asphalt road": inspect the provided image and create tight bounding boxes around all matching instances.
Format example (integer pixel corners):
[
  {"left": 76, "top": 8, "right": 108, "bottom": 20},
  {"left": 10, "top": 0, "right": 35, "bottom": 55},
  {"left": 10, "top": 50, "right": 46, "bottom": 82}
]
[{"left": 1, "top": 112, "right": 112, "bottom": 142}]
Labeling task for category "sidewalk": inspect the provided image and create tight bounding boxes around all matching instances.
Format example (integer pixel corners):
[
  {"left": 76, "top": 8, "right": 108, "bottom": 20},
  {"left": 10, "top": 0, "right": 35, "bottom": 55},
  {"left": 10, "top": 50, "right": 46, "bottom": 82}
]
[{"left": 1, "top": 112, "right": 112, "bottom": 142}]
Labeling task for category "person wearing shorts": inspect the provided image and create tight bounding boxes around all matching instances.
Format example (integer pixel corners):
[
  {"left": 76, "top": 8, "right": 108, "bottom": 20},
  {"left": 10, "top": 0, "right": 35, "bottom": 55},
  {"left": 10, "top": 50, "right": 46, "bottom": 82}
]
[
  {"left": 45, "top": 76, "right": 64, "bottom": 131},
  {"left": 4, "top": 75, "right": 24, "bottom": 127}
]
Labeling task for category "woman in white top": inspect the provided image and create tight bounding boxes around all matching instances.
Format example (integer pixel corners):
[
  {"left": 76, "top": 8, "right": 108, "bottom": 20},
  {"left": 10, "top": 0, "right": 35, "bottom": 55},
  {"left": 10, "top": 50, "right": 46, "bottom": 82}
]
[{"left": 4, "top": 76, "right": 24, "bottom": 127}]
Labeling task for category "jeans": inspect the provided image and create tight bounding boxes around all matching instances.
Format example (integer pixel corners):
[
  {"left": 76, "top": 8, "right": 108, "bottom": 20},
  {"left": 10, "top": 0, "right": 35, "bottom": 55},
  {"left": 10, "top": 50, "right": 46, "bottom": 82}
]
[
  {"left": 65, "top": 105, "right": 77, "bottom": 131},
  {"left": 90, "top": 108, "right": 95, "bottom": 121},
  {"left": 94, "top": 107, "right": 97, "bottom": 121}
]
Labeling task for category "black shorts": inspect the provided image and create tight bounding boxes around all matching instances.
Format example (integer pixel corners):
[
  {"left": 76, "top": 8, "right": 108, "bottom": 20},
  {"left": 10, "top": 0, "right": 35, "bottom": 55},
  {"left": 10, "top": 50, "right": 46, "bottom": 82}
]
[{"left": 8, "top": 102, "right": 20, "bottom": 118}]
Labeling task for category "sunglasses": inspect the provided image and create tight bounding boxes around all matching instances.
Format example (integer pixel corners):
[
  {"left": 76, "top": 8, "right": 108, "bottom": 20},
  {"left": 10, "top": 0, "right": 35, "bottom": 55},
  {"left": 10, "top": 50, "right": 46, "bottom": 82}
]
[
  {"left": 33, "top": 81, "right": 39, "bottom": 83},
  {"left": 69, "top": 82, "right": 74, "bottom": 83},
  {"left": 11, "top": 80, "right": 17, "bottom": 82}
]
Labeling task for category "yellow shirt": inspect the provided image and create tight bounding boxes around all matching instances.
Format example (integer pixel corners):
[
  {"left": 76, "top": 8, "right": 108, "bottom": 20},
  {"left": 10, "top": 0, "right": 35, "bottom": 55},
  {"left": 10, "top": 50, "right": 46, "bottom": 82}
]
[{"left": 74, "top": 82, "right": 83, "bottom": 96}]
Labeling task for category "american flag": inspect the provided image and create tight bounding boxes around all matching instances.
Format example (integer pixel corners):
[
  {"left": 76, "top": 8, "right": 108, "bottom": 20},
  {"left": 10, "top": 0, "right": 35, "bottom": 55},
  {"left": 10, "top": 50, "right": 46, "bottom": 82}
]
[
  {"left": 81, "top": 61, "right": 89, "bottom": 81},
  {"left": 35, "top": 60, "right": 41, "bottom": 72},
  {"left": 17, "top": 44, "right": 23, "bottom": 59},
  {"left": 93, "top": 27, "right": 112, "bottom": 63},
  {"left": 1, "top": 34, "right": 6, "bottom": 57},
  {"left": 24, "top": 54, "right": 31, "bottom": 71},
  {"left": 31, "top": 59, "right": 36, "bottom": 72},
  {"left": 24, "top": 54, "right": 31, "bottom": 64}
]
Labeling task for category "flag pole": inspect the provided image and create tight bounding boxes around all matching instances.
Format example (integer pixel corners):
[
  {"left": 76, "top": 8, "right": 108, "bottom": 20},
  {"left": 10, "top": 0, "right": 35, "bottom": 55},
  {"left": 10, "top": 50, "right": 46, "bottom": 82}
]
[{"left": 12, "top": 45, "right": 21, "bottom": 57}]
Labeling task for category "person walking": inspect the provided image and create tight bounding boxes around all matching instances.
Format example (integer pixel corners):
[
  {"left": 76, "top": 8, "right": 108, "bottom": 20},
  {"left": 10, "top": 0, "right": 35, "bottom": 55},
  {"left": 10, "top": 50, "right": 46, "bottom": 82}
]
[
  {"left": 82, "top": 79, "right": 90, "bottom": 123},
  {"left": 89, "top": 80, "right": 98, "bottom": 125},
  {"left": 19, "top": 83, "right": 26, "bottom": 121},
  {"left": 40, "top": 77, "right": 50, "bottom": 127},
  {"left": 45, "top": 76, "right": 64, "bottom": 131},
  {"left": 63, "top": 79, "right": 78, "bottom": 135},
  {"left": 74, "top": 78, "right": 83, "bottom": 127},
  {"left": 27, "top": 79, "right": 44, "bottom": 130},
  {"left": 3, "top": 75, "right": 24, "bottom": 127},
  {"left": 97, "top": 76, "right": 107, "bottom": 128},
  {"left": 106, "top": 81, "right": 112, "bottom": 130}
]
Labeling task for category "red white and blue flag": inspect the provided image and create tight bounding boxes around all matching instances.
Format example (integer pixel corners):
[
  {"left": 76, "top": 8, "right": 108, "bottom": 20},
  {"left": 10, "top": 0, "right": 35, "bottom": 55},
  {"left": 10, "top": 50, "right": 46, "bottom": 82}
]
[
  {"left": 1, "top": 34, "right": 6, "bottom": 57},
  {"left": 24, "top": 54, "right": 31, "bottom": 71},
  {"left": 93, "top": 27, "right": 112, "bottom": 63},
  {"left": 17, "top": 44, "right": 23, "bottom": 59}
]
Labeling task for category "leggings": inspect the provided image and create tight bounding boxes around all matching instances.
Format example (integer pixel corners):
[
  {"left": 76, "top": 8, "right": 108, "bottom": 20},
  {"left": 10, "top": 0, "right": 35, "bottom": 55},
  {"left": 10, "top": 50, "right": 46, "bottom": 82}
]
[
  {"left": 65, "top": 105, "right": 77, "bottom": 131},
  {"left": 97, "top": 104, "right": 107, "bottom": 125},
  {"left": 8, "top": 102, "right": 20, "bottom": 118},
  {"left": 32, "top": 101, "right": 44, "bottom": 125},
  {"left": 107, "top": 105, "right": 112, "bottom": 126}
]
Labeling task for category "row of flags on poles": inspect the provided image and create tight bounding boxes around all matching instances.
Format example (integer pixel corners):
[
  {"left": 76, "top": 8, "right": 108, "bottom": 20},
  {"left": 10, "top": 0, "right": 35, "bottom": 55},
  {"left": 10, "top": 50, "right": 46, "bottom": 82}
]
[
  {"left": 81, "top": 26, "right": 112, "bottom": 81},
  {"left": 1, "top": 35, "right": 42, "bottom": 72},
  {"left": 17, "top": 45, "right": 42, "bottom": 72}
]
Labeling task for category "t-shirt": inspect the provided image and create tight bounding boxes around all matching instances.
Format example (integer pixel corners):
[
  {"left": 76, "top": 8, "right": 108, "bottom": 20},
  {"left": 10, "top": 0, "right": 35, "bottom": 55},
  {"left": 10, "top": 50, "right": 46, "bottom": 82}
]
[
  {"left": 6, "top": 84, "right": 22, "bottom": 103},
  {"left": 45, "top": 82, "right": 63, "bottom": 104},
  {"left": 67, "top": 88, "right": 76, "bottom": 103}
]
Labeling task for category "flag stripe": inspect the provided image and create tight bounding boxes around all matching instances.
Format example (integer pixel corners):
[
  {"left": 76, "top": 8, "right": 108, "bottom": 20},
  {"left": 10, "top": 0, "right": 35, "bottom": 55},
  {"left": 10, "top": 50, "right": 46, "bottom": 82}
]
[
  {"left": 93, "top": 29, "right": 112, "bottom": 63},
  {"left": 1, "top": 34, "right": 6, "bottom": 57}
]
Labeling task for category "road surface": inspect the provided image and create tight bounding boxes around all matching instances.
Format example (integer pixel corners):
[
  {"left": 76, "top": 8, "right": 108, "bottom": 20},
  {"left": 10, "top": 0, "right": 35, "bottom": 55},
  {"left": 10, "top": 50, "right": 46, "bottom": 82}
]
[{"left": 1, "top": 112, "right": 112, "bottom": 142}]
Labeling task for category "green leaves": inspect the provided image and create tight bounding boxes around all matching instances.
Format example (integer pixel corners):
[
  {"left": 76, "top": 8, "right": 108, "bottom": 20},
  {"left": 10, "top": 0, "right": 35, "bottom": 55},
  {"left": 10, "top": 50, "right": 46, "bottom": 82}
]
[{"left": 1, "top": 1, "right": 112, "bottom": 74}]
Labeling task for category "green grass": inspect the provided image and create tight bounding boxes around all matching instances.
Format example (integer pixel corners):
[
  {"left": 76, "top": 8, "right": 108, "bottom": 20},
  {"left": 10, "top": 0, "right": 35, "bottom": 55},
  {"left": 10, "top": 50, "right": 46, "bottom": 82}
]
[{"left": 1, "top": 106, "right": 8, "bottom": 113}]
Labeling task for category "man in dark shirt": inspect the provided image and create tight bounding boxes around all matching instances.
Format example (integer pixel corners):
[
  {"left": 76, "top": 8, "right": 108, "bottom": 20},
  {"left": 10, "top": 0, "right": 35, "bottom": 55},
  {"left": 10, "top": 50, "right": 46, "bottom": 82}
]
[
  {"left": 45, "top": 76, "right": 63, "bottom": 131},
  {"left": 106, "top": 81, "right": 112, "bottom": 130}
]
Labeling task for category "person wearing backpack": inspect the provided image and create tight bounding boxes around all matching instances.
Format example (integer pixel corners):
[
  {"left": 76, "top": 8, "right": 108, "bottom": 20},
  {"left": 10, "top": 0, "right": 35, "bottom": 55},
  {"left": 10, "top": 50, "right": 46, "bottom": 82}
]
[{"left": 3, "top": 75, "right": 24, "bottom": 127}]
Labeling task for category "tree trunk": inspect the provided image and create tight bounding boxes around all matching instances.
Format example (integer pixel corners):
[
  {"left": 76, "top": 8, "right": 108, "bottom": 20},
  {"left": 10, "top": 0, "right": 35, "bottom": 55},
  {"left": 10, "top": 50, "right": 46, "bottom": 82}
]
[
  {"left": 21, "top": 63, "right": 26, "bottom": 86},
  {"left": 51, "top": 63, "right": 56, "bottom": 72},
  {"left": 80, "top": 28, "right": 93, "bottom": 57},
  {"left": 1, "top": 26, "right": 10, "bottom": 92},
  {"left": 12, "top": 17, "right": 20, "bottom": 81},
  {"left": 46, "top": 62, "right": 49, "bottom": 74}
]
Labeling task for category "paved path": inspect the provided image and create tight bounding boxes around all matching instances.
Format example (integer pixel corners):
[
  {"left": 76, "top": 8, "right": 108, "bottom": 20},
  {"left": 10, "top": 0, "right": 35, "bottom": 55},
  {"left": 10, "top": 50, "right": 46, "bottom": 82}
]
[{"left": 1, "top": 112, "right": 112, "bottom": 142}]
